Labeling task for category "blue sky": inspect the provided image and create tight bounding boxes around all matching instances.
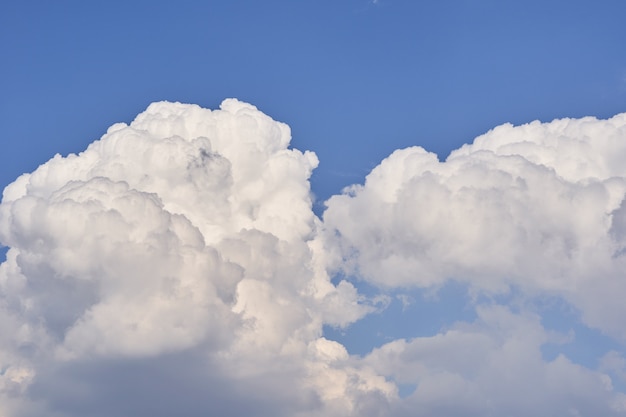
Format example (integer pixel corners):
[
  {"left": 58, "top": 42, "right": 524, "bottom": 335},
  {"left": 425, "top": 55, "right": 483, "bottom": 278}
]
[
  {"left": 3, "top": 0, "right": 625, "bottom": 204},
  {"left": 2, "top": 1, "right": 626, "bottom": 416}
]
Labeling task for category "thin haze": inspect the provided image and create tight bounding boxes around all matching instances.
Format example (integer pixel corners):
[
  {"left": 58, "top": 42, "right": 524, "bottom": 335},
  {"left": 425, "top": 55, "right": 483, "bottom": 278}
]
[{"left": 1, "top": 1, "right": 626, "bottom": 416}]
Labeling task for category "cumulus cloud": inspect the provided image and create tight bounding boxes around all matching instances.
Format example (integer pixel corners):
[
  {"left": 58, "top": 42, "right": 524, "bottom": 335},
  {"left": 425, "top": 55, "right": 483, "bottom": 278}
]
[
  {"left": 366, "top": 305, "right": 626, "bottom": 416},
  {"left": 1, "top": 100, "right": 626, "bottom": 416},
  {"left": 323, "top": 113, "right": 626, "bottom": 339},
  {"left": 0, "top": 100, "right": 388, "bottom": 416}
]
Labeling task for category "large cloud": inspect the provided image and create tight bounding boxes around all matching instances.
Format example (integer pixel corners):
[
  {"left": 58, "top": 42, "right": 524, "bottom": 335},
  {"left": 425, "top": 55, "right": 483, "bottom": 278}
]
[
  {"left": 323, "top": 113, "right": 626, "bottom": 339},
  {"left": 1, "top": 101, "right": 626, "bottom": 416},
  {"left": 0, "top": 100, "right": 390, "bottom": 416}
]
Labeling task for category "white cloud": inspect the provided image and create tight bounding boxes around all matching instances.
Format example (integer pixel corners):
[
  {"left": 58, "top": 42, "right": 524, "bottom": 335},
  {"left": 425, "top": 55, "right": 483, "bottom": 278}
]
[
  {"left": 0, "top": 99, "right": 389, "bottom": 416},
  {"left": 323, "top": 113, "right": 626, "bottom": 340},
  {"left": 366, "top": 305, "right": 626, "bottom": 416},
  {"left": 1, "top": 101, "right": 626, "bottom": 416}
]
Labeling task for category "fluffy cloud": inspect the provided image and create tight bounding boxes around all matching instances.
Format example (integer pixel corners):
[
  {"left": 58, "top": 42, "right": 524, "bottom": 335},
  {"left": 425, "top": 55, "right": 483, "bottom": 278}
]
[
  {"left": 366, "top": 305, "right": 626, "bottom": 416},
  {"left": 323, "top": 113, "right": 626, "bottom": 339},
  {"left": 1, "top": 101, "right": 626, "bottom": 416},
  {"left": 0, "top": 100, "right": 388, "bottom": 416}
]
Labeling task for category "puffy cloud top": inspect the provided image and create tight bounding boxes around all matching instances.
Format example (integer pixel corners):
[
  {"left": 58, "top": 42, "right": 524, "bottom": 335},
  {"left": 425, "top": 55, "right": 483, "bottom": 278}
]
[{"left": 450, "top": 113, "right": 626, "bottom": 182}]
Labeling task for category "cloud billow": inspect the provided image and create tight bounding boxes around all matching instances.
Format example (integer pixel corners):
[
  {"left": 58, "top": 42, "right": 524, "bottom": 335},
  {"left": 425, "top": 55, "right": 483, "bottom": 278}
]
[
  {"left": 324, "top": 113, "right": 626, "bottom": 338},
  {"left": 1, "top": 100, "right": 626, "bottom": 416}
]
